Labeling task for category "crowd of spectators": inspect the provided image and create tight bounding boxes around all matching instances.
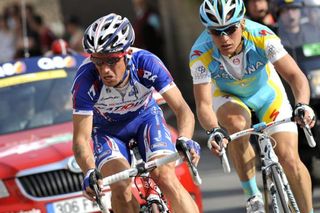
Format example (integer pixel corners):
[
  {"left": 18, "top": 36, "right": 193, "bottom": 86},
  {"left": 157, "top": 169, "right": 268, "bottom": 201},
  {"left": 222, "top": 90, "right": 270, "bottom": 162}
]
[
  {"left": 245, "top": 0, "right": 320, "bottom": 51},
  {"left": 0, "top": 2, "right": 84, "bottom": 63},
  {"left": 0, "top": 0, "right": 320, "bottom": 63}
]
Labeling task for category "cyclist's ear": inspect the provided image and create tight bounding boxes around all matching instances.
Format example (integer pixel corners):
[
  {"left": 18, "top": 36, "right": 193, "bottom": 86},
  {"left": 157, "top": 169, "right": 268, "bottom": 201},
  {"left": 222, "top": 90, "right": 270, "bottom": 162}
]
[{"left": 240, "top": 19, "right": 246, "bottom": 30}]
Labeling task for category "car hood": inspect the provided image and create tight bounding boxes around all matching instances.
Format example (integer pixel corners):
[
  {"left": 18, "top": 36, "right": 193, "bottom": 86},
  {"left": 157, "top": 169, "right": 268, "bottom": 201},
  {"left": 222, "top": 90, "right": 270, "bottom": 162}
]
[{"left": 0, "top": 122, "right": 74, "bottom": 179}]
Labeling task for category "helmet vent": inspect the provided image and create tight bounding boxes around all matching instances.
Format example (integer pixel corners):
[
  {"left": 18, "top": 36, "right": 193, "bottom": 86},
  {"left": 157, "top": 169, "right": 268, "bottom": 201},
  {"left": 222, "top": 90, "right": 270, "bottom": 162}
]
[
  {"left": 208, "top": 14, "right": 218, "bottom": 23},
  {"left": 98, "top": 35, "right": 109, "bottom": 45},
  {"left": 122, "top": 26, "right": 128, "bottom": 34},
  {"left": 227, "top": 8, "right": 236, "bottom": 21},
  {"left": 238, "top": 6, "right": 245, "bottom": 19},
  {"left": 114, "top": 23, "right": 121, "bottom": 29},
  {"left": 93, "top": 23, "right": 98, "bottom": 32},
  {"left": 86, "top": 35, "right": 94, "bottom": 46},
  {"left": 102, "top": 23, "right": 111, "bottom": 31}
]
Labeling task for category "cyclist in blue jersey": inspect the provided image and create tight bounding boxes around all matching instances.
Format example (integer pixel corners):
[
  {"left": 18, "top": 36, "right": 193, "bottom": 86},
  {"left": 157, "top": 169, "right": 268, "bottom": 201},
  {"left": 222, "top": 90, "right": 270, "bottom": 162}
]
[
  {"left": 189, "top": 0, "right": 316, "bottom": 212},
  {"left": 72, "top": 13, "right": 200, "bottom": 213}
]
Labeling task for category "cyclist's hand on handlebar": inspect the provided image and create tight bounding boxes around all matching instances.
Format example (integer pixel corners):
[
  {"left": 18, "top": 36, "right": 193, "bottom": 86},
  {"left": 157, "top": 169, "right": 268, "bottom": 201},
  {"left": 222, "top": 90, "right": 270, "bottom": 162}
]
[
  {"left": 82, "top": 169, "right": 104, "bottom": 201},
  {"left": 177, "top": 137, "right": 201, "bottom": 166},
  {"left": 293, "top": 103, "right": 316, "bottom": 128},
  {"left": 207, "top": 127, "right": 229, "bottom": 157}
]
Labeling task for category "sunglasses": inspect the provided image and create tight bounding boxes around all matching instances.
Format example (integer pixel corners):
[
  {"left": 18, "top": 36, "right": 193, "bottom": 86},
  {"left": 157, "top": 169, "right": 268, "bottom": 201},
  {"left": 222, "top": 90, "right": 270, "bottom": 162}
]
[
  {"left": 91, "top": 52, "right": 127, "bottom": 66},
  {"left": 208, "top": 23, "right": 240, "bottom": 36}
]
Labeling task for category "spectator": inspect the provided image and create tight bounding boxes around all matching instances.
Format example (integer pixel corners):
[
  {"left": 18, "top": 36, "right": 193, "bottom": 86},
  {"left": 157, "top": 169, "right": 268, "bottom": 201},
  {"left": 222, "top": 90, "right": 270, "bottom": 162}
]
[
  {"left": 64, "top": 16, "right": 84, "bottom": 52},
  {"left": 245, "top": 0, "right": 277, "bottom": 32},
  {"left": 3, "top": 3, "right": 21, "bottom": 34},
  {"left": 304, "top": 0, "right": 320, "bottom": 34},
  {"left": 28, "top": 15, "right": 56, "bottom": 54},
  {"left": 0, "top": 15, "right": 16, "bottom": 62},
  {"left": 276, "top": 0, "right": 318, "bottom": 49},
  {"left": 132, "top": 0, "right": 165, "bottom": 61},
  {"left": 44, "top": 38, "right": 76, "bottom": 56}
]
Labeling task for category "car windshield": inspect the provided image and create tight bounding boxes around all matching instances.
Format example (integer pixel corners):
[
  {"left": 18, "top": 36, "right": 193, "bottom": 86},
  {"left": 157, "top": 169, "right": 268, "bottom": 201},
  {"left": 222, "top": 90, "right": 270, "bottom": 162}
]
[{"left": 0, "top": 54, "right": 84, "bottom": 135}]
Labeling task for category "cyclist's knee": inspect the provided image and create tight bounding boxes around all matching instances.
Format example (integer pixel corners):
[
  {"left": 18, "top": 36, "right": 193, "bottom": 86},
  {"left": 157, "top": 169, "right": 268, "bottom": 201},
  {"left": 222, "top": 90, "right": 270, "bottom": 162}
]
[
  {"left": 150, "top": 164, "right": 176, "bottom": 188},
  {"left": 279, "top": 153, "right": 302, "bottom": 174},
  {"left": 219, "top": 114, "right": 250, "bottom": 133},
  {"left": 110, "top": 179, "right": 132, "bottom": 198}
]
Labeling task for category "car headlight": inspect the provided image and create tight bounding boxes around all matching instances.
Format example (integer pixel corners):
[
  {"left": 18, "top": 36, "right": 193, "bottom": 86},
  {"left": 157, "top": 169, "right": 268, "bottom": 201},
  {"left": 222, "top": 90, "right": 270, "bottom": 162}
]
[
  {"left": 0, "top": 180, "right": 9, "bottom": 198},
  {"left": 308, "top": 70, "right": 320, "bottom": 98}
]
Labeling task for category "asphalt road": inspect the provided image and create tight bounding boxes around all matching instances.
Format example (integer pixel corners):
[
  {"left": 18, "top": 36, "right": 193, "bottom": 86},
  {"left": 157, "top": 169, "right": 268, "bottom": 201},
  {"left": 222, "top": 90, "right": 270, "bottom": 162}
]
[{"left": 197, "top": 148, "right": 320, "bottom": 213}]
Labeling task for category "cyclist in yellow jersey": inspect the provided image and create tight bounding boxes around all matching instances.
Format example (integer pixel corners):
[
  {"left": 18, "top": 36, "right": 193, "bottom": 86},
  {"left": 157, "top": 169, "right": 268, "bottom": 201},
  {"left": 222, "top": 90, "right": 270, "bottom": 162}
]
[{"left": 189, "top": 0, "right": 316, "bottom": 212}]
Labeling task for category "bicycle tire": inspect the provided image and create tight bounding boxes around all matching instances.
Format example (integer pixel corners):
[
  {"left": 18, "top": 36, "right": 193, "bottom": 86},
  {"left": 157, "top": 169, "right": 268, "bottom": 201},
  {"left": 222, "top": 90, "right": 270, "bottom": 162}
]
[{"left": 270, "top": 164, "right": 291, "bottom": 213}]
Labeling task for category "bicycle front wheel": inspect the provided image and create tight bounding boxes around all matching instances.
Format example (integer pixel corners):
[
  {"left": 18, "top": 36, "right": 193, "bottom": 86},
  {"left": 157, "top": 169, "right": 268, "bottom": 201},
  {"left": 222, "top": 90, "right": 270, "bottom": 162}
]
[{"left": 270, "top": 164, "right": 291, "bottom": 213}]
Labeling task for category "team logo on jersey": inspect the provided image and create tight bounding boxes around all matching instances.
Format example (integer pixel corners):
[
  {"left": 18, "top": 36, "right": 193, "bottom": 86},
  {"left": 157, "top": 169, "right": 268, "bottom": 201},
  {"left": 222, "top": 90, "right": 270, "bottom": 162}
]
[
  {"left": 191, "top": 50, "right": 203, "bottom": 58},
  {"left": 105, "top": 88, "right": 111, "bottom": 93},
  {"left": 259, "top": 30, "right": 273, "bottom": 36},
  {"left": 105, "top": 137, "right": 119, "bottom": 151},
  {"left": 196, "top": 65, "right": 206, "bottom": 74},
  {"left": 95, "top": 141, "right": 104, "bottom": 154},
  {"left": 138, "top": 68, "right": 157, "bottom": 82},
  {"left": 245, "top": 61, "right": 264, "bottom": 75},
  {"left": 143, "top": 70, "right": 157, "bottom": 82},
  {"left": 269, "top": 109, "right": 280, "bottom": 121},
  {"left": 232, "top": 57, "right": 240, "bottom": 65},
  {"left": 151, "top": 142, "right": 167, "bottom": 149},
  {"left": 266, "top": 43, "right": 279, "bottom": 59},
  {"left": 88, "top": 84, "right": 96, "bottom": 100},
  {"left": 128, "top": 86, "right": 138, "bottom": 97}
]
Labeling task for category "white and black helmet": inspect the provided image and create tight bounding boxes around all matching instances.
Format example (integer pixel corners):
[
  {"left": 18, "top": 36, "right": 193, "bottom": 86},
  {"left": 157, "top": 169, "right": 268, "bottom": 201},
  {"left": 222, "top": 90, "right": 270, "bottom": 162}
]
[{"left": 82, "top": 13, "right": 135, "bottom": 53}]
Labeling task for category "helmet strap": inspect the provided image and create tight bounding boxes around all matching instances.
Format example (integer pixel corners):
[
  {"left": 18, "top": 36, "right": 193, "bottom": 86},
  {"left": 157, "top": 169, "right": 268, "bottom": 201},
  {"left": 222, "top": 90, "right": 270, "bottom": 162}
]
[
  {"left": 228, "top": 37, "right": 244, "bottom": 59},
  {"left": 114, "top": 56, "right": 130, "bottom": 88}
]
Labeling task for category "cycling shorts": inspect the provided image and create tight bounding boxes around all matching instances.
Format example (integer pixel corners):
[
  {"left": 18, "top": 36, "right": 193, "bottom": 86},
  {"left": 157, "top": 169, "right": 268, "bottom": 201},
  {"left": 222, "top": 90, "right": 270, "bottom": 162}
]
[
  {"left": 92, "top": 105, "right": 176, "bottom": 171},
  {"left": 211, "top": 66, "right": 297, "bottom": 135}
]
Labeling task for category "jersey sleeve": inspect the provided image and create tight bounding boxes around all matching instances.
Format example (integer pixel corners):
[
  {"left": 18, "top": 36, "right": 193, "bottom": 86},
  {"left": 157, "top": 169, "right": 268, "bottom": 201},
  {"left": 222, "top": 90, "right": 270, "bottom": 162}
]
[
  {"left": 264, "top": 37, "right": 288, "bottom": 63},
  {"left": 135, "top": 51, "right": 175, "bottom": 94},
  {"left": 71, "top": 63, "right": 100, "bottom": 115},
  {"left": 189, "top": 33, "right": 212, "bottom": 85},
  {"left": 189, "top": 55, "right": 212, "bottom": 84}
]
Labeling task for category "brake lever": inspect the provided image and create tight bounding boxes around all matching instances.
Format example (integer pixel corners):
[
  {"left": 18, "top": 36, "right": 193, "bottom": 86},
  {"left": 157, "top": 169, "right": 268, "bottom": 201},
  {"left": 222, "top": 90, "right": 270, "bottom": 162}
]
[
  {"left": 297, "top": 108, "right": 316, "bottom": 147},
  {"left": 176, "top": 139, "right": 202, "bottom": 185},
  {"left": 91, "top": 174, "right": 107, "bottom": 212}
]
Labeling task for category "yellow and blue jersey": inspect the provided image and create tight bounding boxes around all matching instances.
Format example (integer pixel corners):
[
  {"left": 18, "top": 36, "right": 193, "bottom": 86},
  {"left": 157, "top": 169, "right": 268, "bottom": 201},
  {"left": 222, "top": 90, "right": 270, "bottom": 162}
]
[{"left": 189, "top": 19, "right": 293, "bottom": 124}]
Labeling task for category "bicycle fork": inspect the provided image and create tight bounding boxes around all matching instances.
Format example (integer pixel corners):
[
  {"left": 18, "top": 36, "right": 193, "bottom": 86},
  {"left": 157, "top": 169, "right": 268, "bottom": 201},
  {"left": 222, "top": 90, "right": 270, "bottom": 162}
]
[{"left": 259, "top": 136, "right": 300, "bottom": 213}]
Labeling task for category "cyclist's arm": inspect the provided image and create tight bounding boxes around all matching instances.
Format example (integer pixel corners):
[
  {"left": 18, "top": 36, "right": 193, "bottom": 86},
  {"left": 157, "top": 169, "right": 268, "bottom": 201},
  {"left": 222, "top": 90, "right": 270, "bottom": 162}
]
[
  {"left": 193, "top": 82, "right": 219, "bottom": 130},
  {"left": 72, "top": 114, "right": 96, "bottom": 174},
  {"left": 162, "top": 86, "right": 195, "bottom": 139},
  {"left": 273, "top": 54, "right": 310, "bottom": 105}
]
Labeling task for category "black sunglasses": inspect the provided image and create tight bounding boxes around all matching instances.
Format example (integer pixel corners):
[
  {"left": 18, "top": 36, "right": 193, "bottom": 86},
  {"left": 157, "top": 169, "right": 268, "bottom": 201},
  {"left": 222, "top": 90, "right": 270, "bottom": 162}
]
[
  {"left": 91, "top": 52, "right": 127, "bottom": 66},
  {"left": 208, "top": 23, "right": 240, "bottom": 36}
]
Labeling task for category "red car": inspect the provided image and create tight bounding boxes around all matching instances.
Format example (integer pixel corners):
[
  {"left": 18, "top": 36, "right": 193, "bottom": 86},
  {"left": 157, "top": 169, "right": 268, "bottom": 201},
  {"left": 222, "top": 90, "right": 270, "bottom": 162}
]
[{"left": 0, "top": 54, "right": 202, "bottom": 213}]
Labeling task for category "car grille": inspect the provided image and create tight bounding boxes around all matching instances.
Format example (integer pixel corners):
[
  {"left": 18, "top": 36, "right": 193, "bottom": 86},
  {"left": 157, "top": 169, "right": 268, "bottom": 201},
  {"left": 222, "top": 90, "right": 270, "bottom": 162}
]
[{"left": 18, "top": 169, "right": 83, "bottom": 198}]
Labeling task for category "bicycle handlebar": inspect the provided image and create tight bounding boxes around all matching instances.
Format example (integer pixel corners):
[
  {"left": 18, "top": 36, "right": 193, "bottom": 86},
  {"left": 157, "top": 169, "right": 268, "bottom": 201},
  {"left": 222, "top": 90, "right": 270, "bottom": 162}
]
[
  {"left": 220, "top": 117, "right": 316, "bottom": 173},
  {"left": 103, "top": 152, "right": 180, "bottom": 186}
]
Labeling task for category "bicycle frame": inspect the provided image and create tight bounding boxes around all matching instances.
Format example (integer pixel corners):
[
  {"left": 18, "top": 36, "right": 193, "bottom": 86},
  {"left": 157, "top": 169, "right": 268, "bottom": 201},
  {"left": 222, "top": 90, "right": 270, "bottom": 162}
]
[
  {"left": 256, "top": 133, "right": 299, "bottom": 213},
  {"left": 223, "top": 117, "right": 313, "bottom": 213},
  {"left": 96, "top": 138, "right": 201, "bottom": 213}
]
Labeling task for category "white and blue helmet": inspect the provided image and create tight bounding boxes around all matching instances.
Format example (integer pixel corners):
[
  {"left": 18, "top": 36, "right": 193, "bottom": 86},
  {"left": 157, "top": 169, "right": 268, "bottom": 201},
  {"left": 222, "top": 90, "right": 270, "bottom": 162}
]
[
  {"left": 199, "top": 0, "right": 246, "bottom": 28},
  {"left": 83, "top": 13, "right": 135, "bottom": 53}
]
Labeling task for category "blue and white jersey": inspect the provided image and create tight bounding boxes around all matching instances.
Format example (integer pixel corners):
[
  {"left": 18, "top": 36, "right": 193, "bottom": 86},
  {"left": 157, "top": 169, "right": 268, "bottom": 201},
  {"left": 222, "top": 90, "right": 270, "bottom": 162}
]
[{"left": 71, "top": 48, "right": 175, "bottom": 125}]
